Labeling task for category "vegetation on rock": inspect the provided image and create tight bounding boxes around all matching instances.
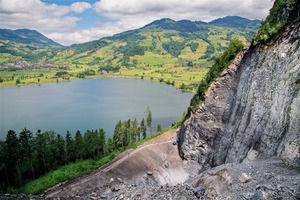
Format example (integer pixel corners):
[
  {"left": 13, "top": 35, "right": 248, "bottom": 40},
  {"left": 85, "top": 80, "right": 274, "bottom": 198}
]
[
  {"left": 188, "top": 39, "right": 243, "bottom": 113},
  {"left": 252, "top": 0, "right": 298, "bottom": 45}
]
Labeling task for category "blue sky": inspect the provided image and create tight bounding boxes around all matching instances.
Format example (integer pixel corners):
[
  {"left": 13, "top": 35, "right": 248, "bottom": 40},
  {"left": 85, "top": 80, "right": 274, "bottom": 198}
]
[{"left": 0, "top": 0, "right": 273, "bottom": 45}]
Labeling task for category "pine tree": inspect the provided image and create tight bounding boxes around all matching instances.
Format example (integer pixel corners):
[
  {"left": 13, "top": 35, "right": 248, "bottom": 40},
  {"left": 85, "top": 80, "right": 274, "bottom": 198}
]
[
  {"left": 54, "top": 134, "right": 66, "bottom": 166},
  {"left": 132, "top": 118, "right": 138, "bottom": 143},
  {"left": 5, "top": 130, "right": 21, "bottom": 186},
  {"left": 145, "top": 107, "right": 153, "bottom": 133},
  {"left": 157, "top": 124, "right": 162, "bottom": 132},
  {"left": 140, "top": 118, "right": 147, "bottom": 139},
  {"left": 19, "top": 128, "right": 35, "bottom": 180},
  {"left": 74, "top": 130, "right": 84, "bottom": 160},
  {"left": 99, "top": 129, "right": 106, "bottom": 156},
  {"left": 113, "top": 120, "right": 122, "bottom": 149},
  {"left": 65, "top": 131, "right": 75, "bottom": 163},
  {"left": 34, "top": 131, "right": 47, "bottom": 175}
]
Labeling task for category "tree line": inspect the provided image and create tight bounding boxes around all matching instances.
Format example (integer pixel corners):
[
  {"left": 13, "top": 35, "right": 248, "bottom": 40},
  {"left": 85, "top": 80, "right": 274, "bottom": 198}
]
[{"left": 0, "top": 107, "right": 154, "bottom": 192}]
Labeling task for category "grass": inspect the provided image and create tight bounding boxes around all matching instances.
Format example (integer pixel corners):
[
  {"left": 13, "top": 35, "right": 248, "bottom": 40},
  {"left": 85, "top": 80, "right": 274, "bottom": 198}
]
[
  {"left": 0, "top": 60, "right": 209, "bottom": 90},
  {"left": 110, "top": 65, "right": 209, "bottom": 90},
  {"left": 19, "top": 151, "right": 120, "bottom": 195}
]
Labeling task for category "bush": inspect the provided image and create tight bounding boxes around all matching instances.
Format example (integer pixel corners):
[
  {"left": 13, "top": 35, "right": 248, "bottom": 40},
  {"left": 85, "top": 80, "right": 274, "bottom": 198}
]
[
  {"left": 188, "top": 39, "right": 243, "bottom": 114},
  {"left": 252, "top": 0, "right": 298, "bottom": 45}
]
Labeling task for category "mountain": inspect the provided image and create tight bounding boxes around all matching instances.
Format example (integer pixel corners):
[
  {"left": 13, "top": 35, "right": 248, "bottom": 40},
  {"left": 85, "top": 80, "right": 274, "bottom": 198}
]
[
  {"left": 49, "top": 16, "right": 260, "bottom": 70},
  {"left": 0, "top": 16, "right": 260, "bottom": 87},
  {"left": 0, "top": 29, "right": 63, "bottom": 62},
  {"left": 209, "top": 16, "right": 261, "bottom": 29},
  {"left": 0, "top": 29, "right": 62, "bottom": 47}
]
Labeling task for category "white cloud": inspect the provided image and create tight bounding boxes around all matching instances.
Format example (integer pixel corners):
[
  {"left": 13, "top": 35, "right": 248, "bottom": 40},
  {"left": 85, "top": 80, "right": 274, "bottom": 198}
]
[
  {"left": 70, "top": 2, "right": 92, "bottom": 14},
  {"left": 45, "top": 24, "right": 124, "bottom": 45},
  {"left": 94, "top": 0, "right": 272, "bottom": 21},
  {"left": 0, "top": 0, "right": 80, "bottom": 31}
]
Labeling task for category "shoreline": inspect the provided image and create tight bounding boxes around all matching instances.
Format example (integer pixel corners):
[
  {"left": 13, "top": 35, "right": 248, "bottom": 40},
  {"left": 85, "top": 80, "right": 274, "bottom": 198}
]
[{"left": 0, "top": 74, "right": 196, "bottom": 93}]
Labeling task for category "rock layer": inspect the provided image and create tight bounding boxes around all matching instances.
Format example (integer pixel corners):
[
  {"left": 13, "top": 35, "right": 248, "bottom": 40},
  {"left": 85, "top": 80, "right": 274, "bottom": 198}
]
[{"left": 178, "top": 17, "right": 300, "bottom": 170}]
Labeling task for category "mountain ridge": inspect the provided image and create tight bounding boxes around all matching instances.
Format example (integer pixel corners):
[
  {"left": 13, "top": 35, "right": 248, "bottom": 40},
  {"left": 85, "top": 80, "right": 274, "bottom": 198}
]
[
  {"left": 0, "top": 28, "right": 62, "bottom": 47},
  {"left": 0, "top": 15, "right": 261, "bottom": 88},
  {"left": 0, "top": 28, "right": 64, "bottom": 62},
  {"left": 49, "top": 16, "right": 260, "bottom": 69},
  {"left": 209, "top": 15, "right": 261, "bottom": 29}
]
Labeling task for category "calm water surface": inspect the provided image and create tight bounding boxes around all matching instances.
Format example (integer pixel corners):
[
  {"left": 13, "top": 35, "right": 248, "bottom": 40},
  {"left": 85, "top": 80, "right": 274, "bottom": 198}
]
[{"left": 0, "top": 78, "right": 193, "bottom": 140}]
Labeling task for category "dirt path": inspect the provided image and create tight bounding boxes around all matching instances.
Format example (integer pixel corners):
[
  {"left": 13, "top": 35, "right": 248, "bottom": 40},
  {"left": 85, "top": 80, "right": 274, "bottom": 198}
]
[{"left": 45, "top": 130, "right": 186, "bottom": 198}]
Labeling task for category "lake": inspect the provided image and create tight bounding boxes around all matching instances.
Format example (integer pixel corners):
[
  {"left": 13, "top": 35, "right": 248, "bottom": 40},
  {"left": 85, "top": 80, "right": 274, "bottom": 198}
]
[{"left": 0, "top": 78, "right": 193, "bottom": 140}]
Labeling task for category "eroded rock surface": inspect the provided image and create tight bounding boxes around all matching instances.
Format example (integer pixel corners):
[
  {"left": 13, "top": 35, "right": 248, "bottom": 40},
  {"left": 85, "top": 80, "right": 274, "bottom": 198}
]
[
  {"left": 189, "top": 158, "right": 300, "bottom": 200},
  {"left": 178, "top": 17, "right": 300, "bottom": 170}
]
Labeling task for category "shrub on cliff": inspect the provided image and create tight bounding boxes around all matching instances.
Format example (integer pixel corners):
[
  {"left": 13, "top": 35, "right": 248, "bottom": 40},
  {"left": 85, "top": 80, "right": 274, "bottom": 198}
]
[
  {"left": 252, "top": 0, "right": 298, "bottom": 45},
  {"left": 188, "top": 39, "right": 243, "bottom": 114}
]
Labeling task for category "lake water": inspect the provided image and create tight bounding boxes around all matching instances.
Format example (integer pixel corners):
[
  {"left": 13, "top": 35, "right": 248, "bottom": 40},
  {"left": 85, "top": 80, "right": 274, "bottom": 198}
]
[{"left": 0, "top": 78, "right": 193, "bottom": 140}]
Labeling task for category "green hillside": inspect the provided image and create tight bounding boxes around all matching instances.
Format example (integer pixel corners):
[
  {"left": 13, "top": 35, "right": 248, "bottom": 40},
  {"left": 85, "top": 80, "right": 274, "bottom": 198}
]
[
  {"left": 0, "top": 29, "right": 63, "bottom": 62},
  {"left": 0, "top": 16, "right": 260, "bottom": 88},
  {"left": 51, "top": 17, "right": 259, "bottom": 67}
]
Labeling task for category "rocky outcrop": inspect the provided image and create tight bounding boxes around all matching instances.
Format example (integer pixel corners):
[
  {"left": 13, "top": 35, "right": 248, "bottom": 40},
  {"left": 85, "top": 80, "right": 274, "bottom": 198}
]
[
  {"left": 178, "top": 17, "right": 300, "bottom": 170},
  {"left": 189, "top": 158, "right": 300, "bottom": 199}
]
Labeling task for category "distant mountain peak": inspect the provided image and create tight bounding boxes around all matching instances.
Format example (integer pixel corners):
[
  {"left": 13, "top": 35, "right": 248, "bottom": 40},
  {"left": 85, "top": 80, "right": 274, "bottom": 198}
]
[
  {"left": 209, "top": 16, "right": 261, "bottom": 29},
  {"left": 144, "top": 18, "right": 175, "bottom": 27},
  {"left": 0, "top": 28, "right": 63, "bottom": 47}
]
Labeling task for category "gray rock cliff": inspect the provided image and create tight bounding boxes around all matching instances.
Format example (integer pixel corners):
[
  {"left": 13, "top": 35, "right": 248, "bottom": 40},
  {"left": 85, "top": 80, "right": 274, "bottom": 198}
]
[{"left": 178, "top": 17, "right": 300, "bottom": 170}]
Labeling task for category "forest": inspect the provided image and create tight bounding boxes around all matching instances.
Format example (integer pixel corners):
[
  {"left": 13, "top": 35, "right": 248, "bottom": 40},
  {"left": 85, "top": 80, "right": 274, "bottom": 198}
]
[{"left": 0, "top": 108, "right": 153, "bottom": 193}]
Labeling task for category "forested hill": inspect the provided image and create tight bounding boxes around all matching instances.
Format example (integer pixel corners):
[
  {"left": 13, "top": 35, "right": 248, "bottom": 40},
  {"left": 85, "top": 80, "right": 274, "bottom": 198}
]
[
  {"left": 0, "top": 29, "right": 62, "bottom": 47},
  {"left": 49, "top": 16, "right": 260, "bottom": 69},
  {"left": 0, "top": 29, "right": 63, "bottom": 62},
  {"left": 209, "top": 16, "right": 261, "bottom": 30}
]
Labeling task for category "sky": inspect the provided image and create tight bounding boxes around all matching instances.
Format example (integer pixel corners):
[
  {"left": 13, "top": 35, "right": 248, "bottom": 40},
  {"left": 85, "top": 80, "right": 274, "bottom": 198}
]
[{"left": 0, "top": 0, "right": 274, "bottom": 46}]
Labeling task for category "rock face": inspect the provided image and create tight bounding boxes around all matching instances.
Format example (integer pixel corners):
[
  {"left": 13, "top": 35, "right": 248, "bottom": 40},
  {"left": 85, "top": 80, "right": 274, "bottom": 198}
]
[
  {"left": 178, "top": 17, "right": 300, "bottom": 170},
  {"left": 189, "top": 158, "right": 300, "bottom": 199}
]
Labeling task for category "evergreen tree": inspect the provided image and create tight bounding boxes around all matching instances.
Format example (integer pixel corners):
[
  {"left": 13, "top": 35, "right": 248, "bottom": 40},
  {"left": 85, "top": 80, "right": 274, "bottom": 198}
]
[
  {"left": 157, "top": 124, "right": 162, "bottom": 132},
  {"left": 19, "top": 128, "right": 35, "bottom": 180},
  {"left": 107, "top": 138, "right": 114, "bottom": 152},
  {"left": 137, "top": 127, "right": 141, "bottom": 141},
  {"left": 132, "top": 118, "right": 138, "bottom": 143},
  {"left": 34, "top": 131, "right": 47, "bottom": 175},
  {"left": 124, "top": 119, "right": 131, "bottom": 146},
  {"left": 5, "top": 130, "right": 21, "bottom": 186},
  {"left": 0, "top": 141, "right": 9, "bottom": 189},
  {"left": 45, "top": 131, "right": 59, "bottom": 169},
  {"left": 54, "top": 134, "right": 66, "bottom": 166},
  {"left": 74, "top": 130, "right": 84, "bottom": 160},
  {"left": 83, "top": 130, "right": 95, "bottom": 159},
  {"left": 140, "top": 118, "right": 147, "bottom": 139},
  {"left": 145, "top": 107, "right": 153, "bottom": 133},
  {"left": 65, "top": 131, "right": 75, "bottom": 163},
  {"left": 98, "top": 129, "right": 106, "bottom": 156},
  {"left": 113, "top": 120, "right": 122, "bottom": 149}
]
